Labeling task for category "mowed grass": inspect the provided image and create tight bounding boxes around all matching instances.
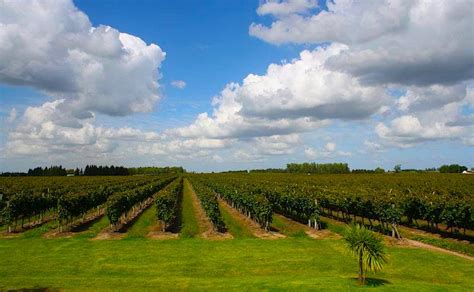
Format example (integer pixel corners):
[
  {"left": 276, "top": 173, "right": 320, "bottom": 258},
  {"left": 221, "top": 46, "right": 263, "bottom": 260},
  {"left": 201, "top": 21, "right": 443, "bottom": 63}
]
[
  {"left": 74, "top": 215, "right": 110, "bottom": 239},
  {"left": 0, "top": 236, "right": 472, "bottom": 291},
  {"left": 180, "top": 180, "right": 200, "bottom": 238},
  {"left": 271, "top": 214, "right": 307, "bottom": 237},
  {"left": 126, "top": 205, "right": 157, "bottom": 238},
  {"left": 218, "top": 201, "right": 255, "bottom": 238}
]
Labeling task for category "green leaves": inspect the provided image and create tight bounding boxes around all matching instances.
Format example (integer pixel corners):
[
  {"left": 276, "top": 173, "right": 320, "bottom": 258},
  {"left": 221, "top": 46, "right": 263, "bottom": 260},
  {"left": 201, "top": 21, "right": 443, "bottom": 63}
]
[
  {"left": 106, "top": 176, "right": 175, "bottom": 225},
  {"left": 189, "top": 178, "right": 225, "bottom": 232},
  {"left": 344, "top": 224, "right": 387, "bottom": 284},
  {"left": 155, "top": 178, "right": 182, "bottom": 230}
]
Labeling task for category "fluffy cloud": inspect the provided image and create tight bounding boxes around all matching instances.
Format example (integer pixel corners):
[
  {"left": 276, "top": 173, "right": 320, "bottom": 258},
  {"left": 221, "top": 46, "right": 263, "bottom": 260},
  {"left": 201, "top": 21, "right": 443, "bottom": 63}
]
[
  {"left": 257, "top": 0, "right": 317, "bottom": 16},
  {"left": 174, "top": 44, "right": 388, "bottom": 139},
  {"left": 304, "top": 142, "right": 351, "bottom": 160},
  {"left": 0, "top": 0, "right": 165, "bottom": 118},
  {"left": 250, "top": 0, "right": 474, "bottom": 151},
  {"left": 171, "top": 80, "right": 186, "bottom": 89},
  {"left": 4, "top": 99, "right": 235, "bottom": 163},
  {"left": 397, "top": 84, "right": 467, "bottom": 112},
  {"left": 250, "top": 0, "right": 474, "bottom": 86},
  {"left": 375, "top": 115, "right": 469, "bottom": 147}
]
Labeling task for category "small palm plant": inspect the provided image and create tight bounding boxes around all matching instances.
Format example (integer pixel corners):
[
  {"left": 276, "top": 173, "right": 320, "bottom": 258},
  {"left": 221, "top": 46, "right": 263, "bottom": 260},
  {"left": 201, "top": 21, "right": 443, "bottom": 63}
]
[{"left": 344, "top": 224, "right": 388, "bottom": 285}]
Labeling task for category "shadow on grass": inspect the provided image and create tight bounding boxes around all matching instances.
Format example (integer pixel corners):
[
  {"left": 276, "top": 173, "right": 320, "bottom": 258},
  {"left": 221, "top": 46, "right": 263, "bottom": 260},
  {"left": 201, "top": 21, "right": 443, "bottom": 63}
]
[
  {"left": 116, "top": 212, "right": 144, "bottom": 234},
  {"left": 350, "top": 277, "right": 390, "bottom": 287},
  {"left": 70, "top": 215, "right": 104, "bottom": 232}
]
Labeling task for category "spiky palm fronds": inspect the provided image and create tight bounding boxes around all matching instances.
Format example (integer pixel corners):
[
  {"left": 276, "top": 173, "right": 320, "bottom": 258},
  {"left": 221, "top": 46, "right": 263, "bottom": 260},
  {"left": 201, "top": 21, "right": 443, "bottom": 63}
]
[{"left": 344, "top": 223, "right": 388, "bottom": 284}]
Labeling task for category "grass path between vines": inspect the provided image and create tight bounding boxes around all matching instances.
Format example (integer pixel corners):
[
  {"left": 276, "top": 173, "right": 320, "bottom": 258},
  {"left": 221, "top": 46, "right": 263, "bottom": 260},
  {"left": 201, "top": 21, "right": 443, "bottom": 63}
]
[
  {"left": 271, "top": 213, "right": 339, "bottom": 239},
  {"left": 217, "top": 198, "right": 285, "bottom": 239},
  {"left": 180, "top": 179, "right": 201, "bottom": 238},
  {"left": 126, "top": 204, "right": 157, "bottom": 238},
  {"left": 184, "top": 179, "right": 232, "bottom": 240},
  {"left": 218, "top": 200, "right": 254, "bottom": 239}
]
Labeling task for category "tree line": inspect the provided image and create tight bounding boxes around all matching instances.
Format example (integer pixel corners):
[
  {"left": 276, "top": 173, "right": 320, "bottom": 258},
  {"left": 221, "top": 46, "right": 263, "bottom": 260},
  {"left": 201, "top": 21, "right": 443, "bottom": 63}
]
[
  {"left": 1, "top": 165, "right": 186, "bottom": 177},
  {"left": 128, "top": 166, "right": 185, "bottom": 175},
  {"left": 439, "top": 164, "right": 468, "bottom": 173},
  {"left": 83, "top": 165, "right": 130, "bottom": 176},
  {"left": 286, "top": 163, "right": 350, "bottom": 174},
  {"left": 27, "top": 166, "right": 67, "bottom": 176}
]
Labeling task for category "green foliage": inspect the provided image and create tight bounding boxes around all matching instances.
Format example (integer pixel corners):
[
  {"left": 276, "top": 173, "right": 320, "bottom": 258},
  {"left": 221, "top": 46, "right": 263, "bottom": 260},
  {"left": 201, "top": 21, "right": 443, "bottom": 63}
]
[
  {"left": 106, "top": 176, "right": 176, "bottom": 226},
  {"left": 286, "top": 162, "right": 350, "bottom": 174},
  {"left": 155, "top": 178, "right": 183, "bottom": 230},
  {"left": 200, "top": 176, "right": 273, "bottom": 229},
  {"left": 375, "top": 167, "right": 385, "bottom": 173},
  {"left": 128, "top": 166, "right": 185, "bottom": 175},
  {"left": 187, "top": 178, "right": 225, "bottom": 231},
  {"left": 195, "top": 173, "right": 473, "bottom": 238},
  {"left": 394, "top": 164, "right": 402, "bottom": 173},
  {"left": 344, "top": 224, "right": 387, "bottom": 285},
  {"left": 27, "top": 165, "right": 67, "bottom": 176},
  {"left": 439, "top": 164, "right": 468, "bottom": 173}
]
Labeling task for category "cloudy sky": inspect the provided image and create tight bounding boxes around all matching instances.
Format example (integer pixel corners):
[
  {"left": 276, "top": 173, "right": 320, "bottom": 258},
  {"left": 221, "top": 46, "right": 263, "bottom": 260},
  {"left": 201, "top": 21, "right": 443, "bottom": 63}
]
[{"left": 0, "top": 0, "right": 473, "bottom": 172}]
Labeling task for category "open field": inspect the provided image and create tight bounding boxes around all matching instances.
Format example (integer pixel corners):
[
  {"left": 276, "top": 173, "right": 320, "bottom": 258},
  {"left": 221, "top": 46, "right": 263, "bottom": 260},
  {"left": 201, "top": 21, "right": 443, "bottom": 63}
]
[
  {"left": 0, "top": 173, "right": 473, "bottom": 290},
  {"left": 0, "top": 225, "right": 473, "bottom": 290}
]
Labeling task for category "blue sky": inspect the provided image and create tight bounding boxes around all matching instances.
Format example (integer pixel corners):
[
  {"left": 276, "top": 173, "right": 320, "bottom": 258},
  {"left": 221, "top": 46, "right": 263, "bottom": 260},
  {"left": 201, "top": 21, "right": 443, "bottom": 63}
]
[{"left": 0, "top": 0, "right": 473, "bottom": 172}]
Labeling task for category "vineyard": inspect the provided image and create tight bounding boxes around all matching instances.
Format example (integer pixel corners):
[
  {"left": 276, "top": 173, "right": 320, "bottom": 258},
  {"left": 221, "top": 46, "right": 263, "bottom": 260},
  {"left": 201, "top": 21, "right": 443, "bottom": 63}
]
[{"left": 0, "top": 173, "right": 472, "bottom": 290}]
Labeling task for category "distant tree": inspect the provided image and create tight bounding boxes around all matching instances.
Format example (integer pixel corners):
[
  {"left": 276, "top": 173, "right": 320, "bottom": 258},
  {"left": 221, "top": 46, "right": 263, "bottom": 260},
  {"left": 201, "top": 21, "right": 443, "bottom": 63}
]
[
  {"left": 439, "top": 164, "right": 468, "bottom": 173},
  {"left": 394, "top": 164, "right": 401, "bottom": 173},
  {"left": 74, "top": 168, "right": 80, "bottom": 176},
  {"left": 374, "top": 167, "right": 385, "bottom": 174},
  {"left": 344, "top": 224, "right": 387, "bottom": 285},
  {"left": 286, "top": 162, "right": 350, "bottom": 174}
]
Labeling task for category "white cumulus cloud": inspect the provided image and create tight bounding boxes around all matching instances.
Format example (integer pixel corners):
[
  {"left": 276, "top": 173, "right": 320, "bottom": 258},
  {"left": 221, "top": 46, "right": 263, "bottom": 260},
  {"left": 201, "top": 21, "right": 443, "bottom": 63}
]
[
  {"left": 250, "top": 0, "right": 474, "bottom": 87},
  {"left": 173, "top": 44, "right": 388, "bottom": 139},
  {"left": 0, "top": 0, "right": 166, "bottom": 118}
]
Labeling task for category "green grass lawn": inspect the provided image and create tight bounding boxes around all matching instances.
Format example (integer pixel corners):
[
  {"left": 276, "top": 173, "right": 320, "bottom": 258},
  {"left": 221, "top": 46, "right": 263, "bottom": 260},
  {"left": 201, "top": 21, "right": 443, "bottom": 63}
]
[
  {"left": 126, "top": 205, "right": 157, "bottom": 238},
  {"left": 180, "top": 180, "right": 201, "bottom": 238},
  {"left": 271, "top": 214, "right": 308, "bottom": 237},
  {"left": 218, "top": 201, "right": 255, "bottom": 238},
  {"left": 0, "top": 236, "right": 472, "bottom": 291}
]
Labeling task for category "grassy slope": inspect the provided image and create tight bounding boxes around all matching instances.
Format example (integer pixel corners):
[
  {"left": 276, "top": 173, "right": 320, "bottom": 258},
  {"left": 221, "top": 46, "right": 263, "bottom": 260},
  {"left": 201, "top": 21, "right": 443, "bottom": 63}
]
[
  {"left": 218, "top": 201, "right": 255, "bottom": 238},
  {"left": 75, "top": 215, "right": 110, "bottom": 239},
  {"left": 0, "top": 237, "right": 472, "bottom": 291},
  {"left": 271, "top": 214, "right": 308, "bottom": 237},
  {"left": 180, "top": 180, "right": 200, "bottom": 238},
  {"left": 126, "top": 205, "right": 157, "bottom": 238}
]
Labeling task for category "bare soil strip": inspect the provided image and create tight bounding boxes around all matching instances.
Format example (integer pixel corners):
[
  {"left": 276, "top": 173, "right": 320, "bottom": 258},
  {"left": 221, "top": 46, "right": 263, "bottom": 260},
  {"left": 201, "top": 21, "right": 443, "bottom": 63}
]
[
  {"left": 273, "top": 213, "right": 340, "bottom": 239},
  {"left": 321, "top": 215, "right": 473, "bottom": 260},
  {"left": 218, "top": 198, "right": 285, "bottom": 239},
  {"left": 147, "top": 221, "right": 180, "bottom": 240},
  {"left": 185, "top": 179, "right": 233, "bottom": 240},
  {"left": 393, "top": 238, "right": 473, "bottom": 261}
]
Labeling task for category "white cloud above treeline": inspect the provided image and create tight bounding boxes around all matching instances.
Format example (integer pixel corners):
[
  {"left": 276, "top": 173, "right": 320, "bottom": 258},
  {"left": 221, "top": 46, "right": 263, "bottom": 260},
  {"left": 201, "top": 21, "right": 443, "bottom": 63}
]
[
  {"left": 248, "top": 0, "right": 473, "bottom": 148},
  {"left": 172, "top": 44, "right": 388, "bottom": 139}
]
